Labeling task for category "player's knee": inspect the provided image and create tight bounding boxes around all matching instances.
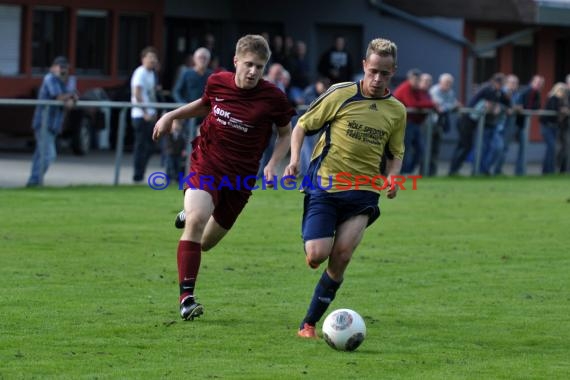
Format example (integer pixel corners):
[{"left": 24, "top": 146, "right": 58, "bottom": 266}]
[
  {"left": 305, "top": 244, "right": 329, "bottom": 263},
  {"left": 331, "top": 247, "right": 354, "bottom": 266},
  {"left": 184, "top": 211, "right": 210, "bottom": 231}
]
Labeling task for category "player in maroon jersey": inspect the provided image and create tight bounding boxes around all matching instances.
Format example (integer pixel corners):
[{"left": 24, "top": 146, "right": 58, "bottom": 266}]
[{"left": 152, "top": 34, "right": 295, "bottom": 320}]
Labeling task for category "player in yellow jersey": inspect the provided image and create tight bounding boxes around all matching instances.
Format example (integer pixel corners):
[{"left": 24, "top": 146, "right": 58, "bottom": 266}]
[{"left": 284, "top": 38, "right": 406, "bottom": 338}]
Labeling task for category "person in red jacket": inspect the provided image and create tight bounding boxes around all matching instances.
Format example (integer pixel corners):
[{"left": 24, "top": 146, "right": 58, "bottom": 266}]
[{"left": 393, "top": 68, "right": 435, "bottom": 173}]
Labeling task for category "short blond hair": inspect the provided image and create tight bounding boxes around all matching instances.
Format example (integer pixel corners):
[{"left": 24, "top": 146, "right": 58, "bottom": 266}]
[
  {"left": 548, "top": 82, "right": 567, "bottom": 98},
  {"left": 366, "top": 38, "right": 398, "bottom": 66},
  {"left": 235, "top": 34, "right": 271, "bottom": 62}
]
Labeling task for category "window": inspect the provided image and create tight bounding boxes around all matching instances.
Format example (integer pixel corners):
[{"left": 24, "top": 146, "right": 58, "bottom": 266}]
[
  {"left": 0, "top": 5, "right": 21, "bottom": 76},
  {"left": 75, "top": 9, "right": 109, "bottom": 75},
  {"left": 555, "top": 37, "right": 570, "bottom": 82},
  {"left": 118, "top": 14, "right": 151, "bottom": 76},
  {"left": 474, "top": 28, "right": 498, "bottom": 83},
  {"left": 512, "top": 33, "right": 535, "bottom": 84},
  {"left": 32, "top": 7, "right": 68, "bottom": 74}
]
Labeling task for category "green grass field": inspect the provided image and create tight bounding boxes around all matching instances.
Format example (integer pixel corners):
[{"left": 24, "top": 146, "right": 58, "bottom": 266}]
[{"left": 1, "top": 177, "right": 569, "bottom": 379}]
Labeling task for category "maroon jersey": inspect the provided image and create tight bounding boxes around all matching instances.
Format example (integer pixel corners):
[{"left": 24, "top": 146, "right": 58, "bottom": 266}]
[{"left": 191, "top": 71, "right": 295, "bottom": 179}]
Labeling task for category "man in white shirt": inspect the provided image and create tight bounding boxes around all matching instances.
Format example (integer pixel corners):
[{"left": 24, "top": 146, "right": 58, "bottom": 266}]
[{"left": 131, "top": 46, "right": 159, "bottom": 183}]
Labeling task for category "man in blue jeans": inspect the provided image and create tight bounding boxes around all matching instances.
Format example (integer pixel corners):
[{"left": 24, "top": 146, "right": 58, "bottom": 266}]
[
  {"left": 393, "top": 68, "right": 435, "bottom": 174},
  {"left": 511, "top": 75, "right": 544, "bottom": 176},
  {"left": 26, "top": 56, "right": 77, "bottom": 187},
  {"left": 492, "top": 74, "right": 519, "bottom": 175},
  {"left": 448, "top": 73, "right": 510, "bottom": 176}
]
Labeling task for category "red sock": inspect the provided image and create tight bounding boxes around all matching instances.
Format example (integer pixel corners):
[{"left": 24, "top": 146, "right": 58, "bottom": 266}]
[{"left": 177, "top": 240, "right": 201, "bottom": 302}]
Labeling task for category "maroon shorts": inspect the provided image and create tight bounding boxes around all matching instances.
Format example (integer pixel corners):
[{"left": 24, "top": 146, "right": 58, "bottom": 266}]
[{"left": 182, "top": 171, "right": 252, "bottom": 230}]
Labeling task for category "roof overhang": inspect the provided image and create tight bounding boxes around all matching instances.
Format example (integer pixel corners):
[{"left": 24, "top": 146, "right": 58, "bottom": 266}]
[
  {"left": 536, "top": 0, "right": 570, "bottom": 26},
  {"left": 380, "top": 0, "right": 536, "bottom": 23},
  {"left": 380, "top": 0, "right": 570, "bottom": 26}
]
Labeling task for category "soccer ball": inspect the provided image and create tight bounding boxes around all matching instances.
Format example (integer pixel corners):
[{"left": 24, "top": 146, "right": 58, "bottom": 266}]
[{"left": 322, "top": 308, "right": 366, "bottom": 351}]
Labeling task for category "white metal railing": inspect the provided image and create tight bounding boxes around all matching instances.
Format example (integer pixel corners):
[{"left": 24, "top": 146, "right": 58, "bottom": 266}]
[
  {"left": 416, "top": 107, "right": 562, "bottom": 176},
  {"left": 0, "top": 98, "right": 563, "bottom": 185},
  {"left": 0, "top": 98, "right": 185, "bottom": 185}
]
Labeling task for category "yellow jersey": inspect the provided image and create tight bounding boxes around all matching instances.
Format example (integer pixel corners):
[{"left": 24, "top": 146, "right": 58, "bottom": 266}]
[{"left": 297, "top": 81, "right": 406, "bottom": 193}]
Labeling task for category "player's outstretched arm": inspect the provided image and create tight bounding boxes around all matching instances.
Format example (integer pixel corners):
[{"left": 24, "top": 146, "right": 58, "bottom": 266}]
[{"left": 152, "top": 98, "right": 209, "bottom": 140}]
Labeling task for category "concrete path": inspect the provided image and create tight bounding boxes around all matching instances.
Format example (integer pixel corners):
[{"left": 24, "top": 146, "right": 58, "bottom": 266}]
[{"left": 0, "top": 145, "right": 545, "bottom": 189}]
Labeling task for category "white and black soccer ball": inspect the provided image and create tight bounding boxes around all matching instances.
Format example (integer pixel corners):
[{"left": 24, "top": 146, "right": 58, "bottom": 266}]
[{"left": 322, "top": 308, "right": 366, "bottom": 351}]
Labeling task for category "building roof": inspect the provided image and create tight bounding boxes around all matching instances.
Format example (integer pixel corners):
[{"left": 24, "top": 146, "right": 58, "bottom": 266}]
[{"left": 380, "top": 0, "right": 570, "bottom": 25}]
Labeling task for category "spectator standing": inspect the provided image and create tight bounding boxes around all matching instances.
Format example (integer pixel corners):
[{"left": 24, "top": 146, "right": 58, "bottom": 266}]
[
  {"left": 493, "top": 74, "right": 520, "bottom": 175},
  {"left": 429, "top": 73, "right": 461, "bottom": 176},
  {"left": 393, "top": 68, "right": 435, "bottom": 174},
  {"left": 26, "top": 56, "right": 78, "bottom": 187},
  {"left": 318, "top": 35, "right": 353, "bottom": 83},
  {"left": 131, "top": 46, "right": 159, "bottom": 183},
  {"left": 270, "top": 35, "right": 289, "bottom": 69},
  {"left": 173, "top": 48, "right": 212, "bottom": 105},
  {"left": 479, "top": 82, "right": 511, "bottom": 175},
  {"left": 511, "top": 75, "right": 544, "bottom": 175},
  {"left": 264, "top": 63, "right": 286, "bottom": 90},
  {"left": 448, "top": 73, "right": 510, "bottom": 176},
  {"left": 539, "top": 82, "right": 568, "bottom": 174},
  {"left": 172, "top": 47, "right": 212, "bottom": 161},
  {"left": 284, "top": 36, "right": 295, "bottom": 64},
  {"left": 289, "top": 40, "right": 311, "bottom": 90},
  {"left": 280, "top": 69, "right": 304, "bottom": 107}
]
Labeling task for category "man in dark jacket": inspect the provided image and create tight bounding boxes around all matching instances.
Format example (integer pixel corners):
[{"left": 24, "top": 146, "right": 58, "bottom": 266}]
[
  {"left": 512, "top": 75, "right": 544, "bottom": 175},
  {"left": 317, "top": 36, "right": 353, "bottom": 84},
  {"left": 448, "top": 73, "right": 510, "bottom": 175}
]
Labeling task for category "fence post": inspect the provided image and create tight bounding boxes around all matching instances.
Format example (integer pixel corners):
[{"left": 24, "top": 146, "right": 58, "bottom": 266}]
[
  {"left": 98, "top": 107, "right": 111, "bottom": 150},
  {"left": 38, "top": 106, "right": 49, "bottom": 185},
  {"left": 565, "top": 121, "right": 570, "bottom": 174},
  {"left": 422, "top": 112, "right": 433, "bottom": 177},
  {"left": 113, "top": 108, "right": 127, "bottom": 186},
  {"left": 520, "top": 114, "right": 531, "bottom": 176},
  {"left": 472, "top": 113, "right": 485, "bottom": 176}
]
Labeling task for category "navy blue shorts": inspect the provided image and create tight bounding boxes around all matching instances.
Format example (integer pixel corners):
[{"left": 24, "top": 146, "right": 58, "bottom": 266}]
[{"left": 302, "top": 190, "right": 380, "bottom": 241}]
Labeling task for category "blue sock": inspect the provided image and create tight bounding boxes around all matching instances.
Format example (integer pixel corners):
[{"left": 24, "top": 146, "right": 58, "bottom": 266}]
[{"left": 300, "top": 270, "right": 342, "bottom": 328}]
